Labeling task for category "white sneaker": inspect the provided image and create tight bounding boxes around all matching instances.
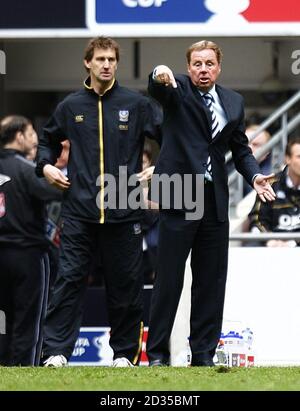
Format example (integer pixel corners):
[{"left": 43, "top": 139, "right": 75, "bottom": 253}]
[
  {"left": 43, "top": 355, "right": 68, "bottom": 367},
  {"left": 112, "top": 357, "right": 134, "bottom": 367}
]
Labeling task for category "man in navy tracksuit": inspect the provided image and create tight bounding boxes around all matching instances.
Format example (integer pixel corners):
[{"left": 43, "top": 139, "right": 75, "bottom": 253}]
[
  {"left": 249, "top": 138, "right": 300, "bottom": 247},
  {"left": 0, "top": 115, "right": 61, "bottom": 366},
  {"left": 36, "top": 37, "right": 161, "bottom": 367}
]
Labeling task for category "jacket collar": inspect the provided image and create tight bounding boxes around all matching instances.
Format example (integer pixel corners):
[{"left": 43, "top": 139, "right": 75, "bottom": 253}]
[
  {"left": 215, "top": 84, "right": 234, "bottom": 122},
  {"left": 0, "top": 148, "right": 24, "bottom": 158},
  {"left": 83, "top": 77, "right": 117, "bottom": 96},
  {"left": 281, "top": 165, "right": 300, "bottom": 191}
]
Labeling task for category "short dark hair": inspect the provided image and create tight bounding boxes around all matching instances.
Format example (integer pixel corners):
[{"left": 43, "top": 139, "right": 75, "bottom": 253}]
[
  {"left": 84, "top": 37, "right": 120, "bottom": 64},
  {"left": 0, "top": 115, "right": 31, "bottom": 147},
  {"left": 285, "top": 137, "right": 300, "bottom": 157}
]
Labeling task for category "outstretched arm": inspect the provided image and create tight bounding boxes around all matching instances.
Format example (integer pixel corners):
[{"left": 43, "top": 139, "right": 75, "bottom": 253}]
[{"left": 148, "top": 65, "right": 180, "bottom": 107}]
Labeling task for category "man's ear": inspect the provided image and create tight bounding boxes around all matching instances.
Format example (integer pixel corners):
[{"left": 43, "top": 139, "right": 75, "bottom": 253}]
[
  {"left": 15, "top": 131, "right": 24, "bottom": 147},
  {"left": 285, "top": 155, "right": 291, "bottom": 166},
  {"left": 16, "top": 131, "right": 23, "bottom": 141},
  {"left": 84, "top": 59, "right": 91, "bottom": 70}
]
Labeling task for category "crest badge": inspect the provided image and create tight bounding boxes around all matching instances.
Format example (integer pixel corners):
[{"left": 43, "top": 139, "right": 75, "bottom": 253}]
[
  {"left": 133, "top": 223, "right": 141, "bottom": 235},
  {"left": 119, "top": 110, "right": 129, "bottom": 122}
]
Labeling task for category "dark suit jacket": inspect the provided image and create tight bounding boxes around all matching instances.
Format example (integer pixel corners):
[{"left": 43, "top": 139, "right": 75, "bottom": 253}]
[{"left": 148, "top": 74, "right": 261, "bottom": 222}]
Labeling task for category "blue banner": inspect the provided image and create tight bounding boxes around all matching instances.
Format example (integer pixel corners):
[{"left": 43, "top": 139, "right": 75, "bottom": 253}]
[
  {"left": 69, "top": 328, "right": 113, "bottom": 365},
  {"left": 95, "top": 0, "right": 212, "bottom": 23}
]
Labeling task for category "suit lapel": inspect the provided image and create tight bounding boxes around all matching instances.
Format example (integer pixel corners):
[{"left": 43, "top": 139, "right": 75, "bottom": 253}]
[
  {"left": 216, "top": 85, "right": 234, "bottom": 123},
  {"left": 213, "top": 85, "right": 236, "bottom": 142}
]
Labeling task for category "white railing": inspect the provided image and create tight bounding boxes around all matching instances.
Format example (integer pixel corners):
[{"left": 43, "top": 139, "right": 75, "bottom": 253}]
[
  {"left": 230, "top": 232, "right": 300, "bottom": 241},
  {"left": 228, "top": 90, "right": 300, "bottom": 213}
]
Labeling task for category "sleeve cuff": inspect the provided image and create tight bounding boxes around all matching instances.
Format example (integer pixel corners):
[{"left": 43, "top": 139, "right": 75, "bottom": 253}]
[
  {"left": 152, "top": 66, "right": 160, "bottom": 81},
  {"left": 35, "top": 160, "right": 51, "bottom": 177},
  {"left": 251, "top": 173, "right": 259, "bottom": 184}
]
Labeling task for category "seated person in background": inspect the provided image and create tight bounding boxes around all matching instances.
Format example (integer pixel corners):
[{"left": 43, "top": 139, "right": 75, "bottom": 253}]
[
  {"left": 244, "top": 125, "right": 272, "bottom": 195},
  {"left": 248, "top": 137, "right": 300, "bottom": 247}
]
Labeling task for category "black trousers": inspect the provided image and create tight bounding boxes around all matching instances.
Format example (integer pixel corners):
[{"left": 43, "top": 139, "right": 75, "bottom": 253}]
[
  {"left": 147, "top": 183, "right": 229, "bottom": 364},
  {"left": 42, "top": 218, "right": 144, "bottom": 363},
  {"left": 0, "top": 247, "right": 49, "bottom": 366}
]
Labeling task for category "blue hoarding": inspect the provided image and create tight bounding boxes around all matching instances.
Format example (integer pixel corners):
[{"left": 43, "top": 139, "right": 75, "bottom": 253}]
[
  {"left": 69, "top": 327, "right": 113, "bottom": 366},
  {"left": 95, "top": 0, "right": 212, "bottom": 23}
]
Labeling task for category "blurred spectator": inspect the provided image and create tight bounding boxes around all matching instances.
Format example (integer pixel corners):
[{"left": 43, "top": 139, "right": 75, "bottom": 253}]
[
  {"left": 248, "top": 137, "right": 300, "bottom": 247},
  {"left": 0, "top": 115, "right": 61, "bottom": 366},
  {"left": 46, "top": 140, "right": 70, "bottom": 288},
  {"left": 244, "top": 125, "right": 272, "bottom": 195},
  {"left": 141, "top": 141, "right": 159, "bottom": 284},
  {"left": 25, "top": 129, "right": 39, "bottom": 162},
  {"left": 247, "top": 125, "right": 272, "bottom": 172},
  {"left": 245, "top": 112, "right": 265, "bottom": 129}
]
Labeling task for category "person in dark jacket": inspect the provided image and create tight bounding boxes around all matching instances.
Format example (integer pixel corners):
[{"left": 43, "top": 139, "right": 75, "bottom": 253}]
[
  {"left": 36, "top": 37, "right": 161, "bottom": 367},
  {"left": 146, "top": 40, "right": 276, "bottom": 367},
  {"left": 249, "top": 137, "right": 300, "bottom": 247},
  {"left": 0, "top": 115, "right": 61, "bottom": 366}
]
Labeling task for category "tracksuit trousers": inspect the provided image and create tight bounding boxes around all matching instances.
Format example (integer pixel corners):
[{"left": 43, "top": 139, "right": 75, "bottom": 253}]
[
  {"left": 0, "top": 247, "right": 49, "bottom": 366},
  {"left": 41, "top": 217, "right": 144, "bottom": 364}
]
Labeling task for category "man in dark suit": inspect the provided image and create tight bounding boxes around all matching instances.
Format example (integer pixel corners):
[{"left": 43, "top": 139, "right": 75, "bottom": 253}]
[{"left": 146, "top": 40, "right": 275, "bottom": 367}]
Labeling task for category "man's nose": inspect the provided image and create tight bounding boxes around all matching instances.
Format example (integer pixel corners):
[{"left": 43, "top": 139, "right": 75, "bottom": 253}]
[{"left": 103, "top": 59, "right": 110, "bottom": 68}]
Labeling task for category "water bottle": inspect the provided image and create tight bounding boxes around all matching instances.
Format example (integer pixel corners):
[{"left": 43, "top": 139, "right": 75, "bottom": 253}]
[
  {"left": 223, "top": 330, "right": 243, "bottom": 367},
  {"left": 215, "top": 336, "right": 228, "bottom": 366},
  {"left": 242, "top": 327, "right": 254, "bottom": 367},
  {"left": 242, "top": 327, "right": 253, "bottom": 347}
]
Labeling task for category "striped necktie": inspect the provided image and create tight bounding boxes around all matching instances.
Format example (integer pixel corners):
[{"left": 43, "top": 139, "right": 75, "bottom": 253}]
[{"left": 202, "top": 92, "right": 220, "bottom": 181}]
